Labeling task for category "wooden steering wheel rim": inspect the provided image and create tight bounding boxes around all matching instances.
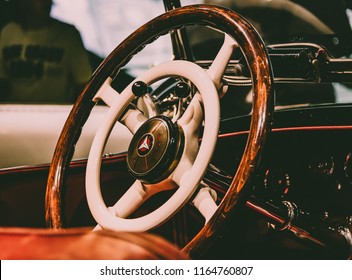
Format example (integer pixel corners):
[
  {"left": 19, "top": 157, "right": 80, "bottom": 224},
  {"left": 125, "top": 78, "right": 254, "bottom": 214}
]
[{"left": 45, "top": 5, "right": 274, "bottom": 258}]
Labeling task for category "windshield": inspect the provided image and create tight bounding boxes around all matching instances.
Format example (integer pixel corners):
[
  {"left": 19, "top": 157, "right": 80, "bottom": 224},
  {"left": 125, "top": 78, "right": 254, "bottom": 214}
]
[
  {"left": 1, "top": 0, "right": 351, "bottom": 107},
  {"left": 1, "top": 0, "right": 352, "bottom": 168}
]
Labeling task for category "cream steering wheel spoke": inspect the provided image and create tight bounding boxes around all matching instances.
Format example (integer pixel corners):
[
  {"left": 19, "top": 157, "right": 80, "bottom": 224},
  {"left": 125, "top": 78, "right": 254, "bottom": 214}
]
[
  {"left": 120, "top": 108, "right": 148, "bottom": 135},
  {"left": 93, "top": 78, "right": 123, "bottom": 107},
  {"left": 177, "top": 93, "right": 204, "bottom": 130},
  {"left": 93, "top": 77, "right": 148, "bottom": 134},
  {"left": 171, "top": 94, "right": 204, "bottom": 186},
  {"left": 109, "top": 178, "right": 179, "bottom": 219},
  {"left": 108, "top": 180, "right": 147, "bottom": 218},
  {"left": 207, "top": 34, "right": 238, "bottom": 93},
  {"left": 192, "top": 185, "right": 218, "bottom": 223}
]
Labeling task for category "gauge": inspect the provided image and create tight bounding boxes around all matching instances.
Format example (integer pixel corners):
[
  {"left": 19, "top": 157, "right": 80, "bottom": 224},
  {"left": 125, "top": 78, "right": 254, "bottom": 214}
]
[
  {"left": 308, "top": 155, "right": 334, "bottom": 176},
  {"left": 264, "top": 168, "right": 291, "bottom": 199}
]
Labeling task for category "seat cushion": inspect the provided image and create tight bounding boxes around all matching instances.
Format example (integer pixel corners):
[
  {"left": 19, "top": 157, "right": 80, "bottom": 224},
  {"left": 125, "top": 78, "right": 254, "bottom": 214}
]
[{"left": 0, "top": 227, "right": 188, "bottom": 260}]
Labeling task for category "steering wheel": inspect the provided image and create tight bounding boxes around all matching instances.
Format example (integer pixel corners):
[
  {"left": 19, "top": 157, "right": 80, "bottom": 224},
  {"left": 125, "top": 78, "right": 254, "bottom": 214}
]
[{"left": 45, "top": 4, "right": 274, "bottom": 258}]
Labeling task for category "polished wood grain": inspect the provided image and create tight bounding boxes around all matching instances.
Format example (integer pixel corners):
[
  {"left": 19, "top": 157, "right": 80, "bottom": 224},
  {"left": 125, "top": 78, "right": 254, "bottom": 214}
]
[{"left": 45, "top": 4, "right": 274, "bottom": 258}]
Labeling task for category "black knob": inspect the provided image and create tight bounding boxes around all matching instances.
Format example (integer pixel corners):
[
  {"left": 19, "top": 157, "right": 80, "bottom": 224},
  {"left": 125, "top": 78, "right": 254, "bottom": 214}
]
[
  {"left": 132, "top": 81, "right": 148, "bottom": 97},
  {"left": 175, "top": 81, "right": 190, "bottom": 98}
]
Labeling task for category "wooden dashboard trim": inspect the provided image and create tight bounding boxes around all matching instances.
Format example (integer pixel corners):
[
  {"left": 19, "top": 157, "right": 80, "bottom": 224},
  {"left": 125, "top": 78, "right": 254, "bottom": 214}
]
[{"left": 218, "top": 125, "right": 352, "bottom": 139}]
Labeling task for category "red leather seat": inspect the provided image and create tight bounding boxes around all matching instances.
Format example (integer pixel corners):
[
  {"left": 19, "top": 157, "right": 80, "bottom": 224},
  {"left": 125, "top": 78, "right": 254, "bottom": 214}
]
[{"left": 0, "top": 227, "right": 188, "bottom": 260}]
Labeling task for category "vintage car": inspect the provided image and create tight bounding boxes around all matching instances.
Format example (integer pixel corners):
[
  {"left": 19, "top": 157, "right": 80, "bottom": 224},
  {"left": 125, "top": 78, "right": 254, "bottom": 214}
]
[{"left": 1, "top": 0, "right": 352, "bottom": 260}]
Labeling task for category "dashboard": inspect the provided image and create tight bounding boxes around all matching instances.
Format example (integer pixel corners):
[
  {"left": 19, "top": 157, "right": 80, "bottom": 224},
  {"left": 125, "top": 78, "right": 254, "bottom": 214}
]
[{"left": 205, "top": 104, "right": 352, "bottom": 258}]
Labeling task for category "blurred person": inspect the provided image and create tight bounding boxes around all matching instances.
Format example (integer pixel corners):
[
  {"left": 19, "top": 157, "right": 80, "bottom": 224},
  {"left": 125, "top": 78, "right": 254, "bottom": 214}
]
[{"left": 0, "top": 0, "right": 92, "bottom": 103}]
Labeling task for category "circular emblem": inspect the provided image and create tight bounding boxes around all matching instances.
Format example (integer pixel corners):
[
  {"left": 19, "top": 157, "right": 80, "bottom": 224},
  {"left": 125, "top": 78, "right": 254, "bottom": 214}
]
[
  {"left": 137, "top": 134, "right": 154, "bottom": 156},
  {"left": 127, "top": 116, "right": 184, "bottom": 184}
]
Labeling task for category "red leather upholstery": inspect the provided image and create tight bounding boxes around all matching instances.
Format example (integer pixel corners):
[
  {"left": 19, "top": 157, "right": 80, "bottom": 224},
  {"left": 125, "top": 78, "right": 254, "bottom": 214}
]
[{"left": 0, "top": 227, "right": 188, "bottom": 260}]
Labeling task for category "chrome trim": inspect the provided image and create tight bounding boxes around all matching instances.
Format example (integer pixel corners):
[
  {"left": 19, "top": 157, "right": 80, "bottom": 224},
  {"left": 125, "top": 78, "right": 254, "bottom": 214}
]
[
  {"left": 163, "top": 0, "right": 194, "bottom": 61},
  {"left": 276, "top": 201, "right": 297, "bottom": 231}
]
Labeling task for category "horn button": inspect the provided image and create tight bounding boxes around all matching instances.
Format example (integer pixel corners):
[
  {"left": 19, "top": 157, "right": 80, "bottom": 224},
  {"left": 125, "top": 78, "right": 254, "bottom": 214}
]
[{"left": 127, "top": 116, "right": 184, "bottom": 183}]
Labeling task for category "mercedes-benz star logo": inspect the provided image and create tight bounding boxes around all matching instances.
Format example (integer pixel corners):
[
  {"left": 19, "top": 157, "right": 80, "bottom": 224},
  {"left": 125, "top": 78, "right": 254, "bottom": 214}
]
[{"left": 137, "top": 134, "right": 154, "bottom": 156}]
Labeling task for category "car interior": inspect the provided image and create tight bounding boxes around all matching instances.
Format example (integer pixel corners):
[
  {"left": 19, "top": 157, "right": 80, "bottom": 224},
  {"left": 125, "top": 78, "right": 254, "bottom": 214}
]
[{"left": 1, "top": 0, "right": 352, "bottom": 261}]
